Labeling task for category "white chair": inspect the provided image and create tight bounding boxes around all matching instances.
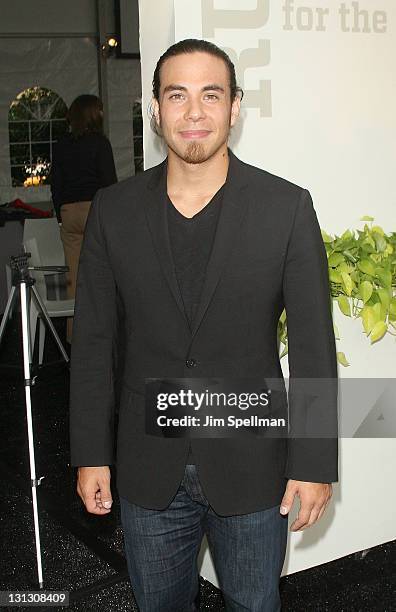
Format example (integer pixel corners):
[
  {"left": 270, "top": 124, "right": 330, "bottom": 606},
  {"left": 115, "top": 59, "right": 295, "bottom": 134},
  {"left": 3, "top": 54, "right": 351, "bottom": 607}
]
[
  {"left": 6, "top": 217, "right": 68, "bottom": 304},
  {"left": 23, "top": 218, "right": 69, "bottom": 299},
  {"left": 22, "top": 218, "right": 74, "bottom": 364}
]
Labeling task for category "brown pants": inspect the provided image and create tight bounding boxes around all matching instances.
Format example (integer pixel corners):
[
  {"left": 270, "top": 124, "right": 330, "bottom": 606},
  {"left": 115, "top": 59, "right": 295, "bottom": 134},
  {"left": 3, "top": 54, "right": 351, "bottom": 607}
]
[{"left": 59, "top": 201, "right": 91, "bottom": 343}]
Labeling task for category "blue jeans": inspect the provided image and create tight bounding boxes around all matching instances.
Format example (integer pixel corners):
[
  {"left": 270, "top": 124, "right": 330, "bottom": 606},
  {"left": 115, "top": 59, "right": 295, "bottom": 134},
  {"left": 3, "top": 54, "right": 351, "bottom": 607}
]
[{"left": 120, "top": 464, "right": 288, "bottom": 612}]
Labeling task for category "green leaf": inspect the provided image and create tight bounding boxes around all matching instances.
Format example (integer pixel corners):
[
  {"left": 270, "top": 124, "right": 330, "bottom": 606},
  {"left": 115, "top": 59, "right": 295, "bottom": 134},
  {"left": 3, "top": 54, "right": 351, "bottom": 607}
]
[
  {"left": 343, "top": 249, "right": 357, "bottom": 263},
  {"left": 376, "top": 287, "right": 391, "bottom": 310},
  {"left": 337, "top": 295, "right": 351, "bottom": 316},
  {"left": 372, "top": 232, "right": 387, "bottom": 253},
  {"left": 389, "top": 298, "right": 396, "bottom": 319},
  {"left": 341, "top": 272, "right": 354, "bottom": 296},
  {"left": 361, "top": 305, "right": 377, "bottom": 335},
  {"left": 360, "top": 215, "right": 374, "bottom": 221},
  {"left": 361, "top": 241, "right": 376, "bottom": 254},
  {"left": 372, "top": 302, "right": 383, "bottom": 319},
  {"left": 359, "top": 281, "right": 373, "bottom": 304},
  {"left": 338, "top": 261, "right": 353, "bottom": 274},
  {"left": 328, "top": 252, "right": 345, "bottom": 267},
  {"left": 341, "top": 229, "right": 353, "bottom": 240},
  {"left": 337, "top": 351, "right": 350, "bottom": 366},
  {"left": 333, "top": 322, "right": 340, "bottom": 340},
  {"left": 358, "top": 259, "right": 376, "bottom": 275},
  {"left": 376, "top": 269, "right": 392, "bottom": 288},
  {"left": 329, "top": 269, "right": 343, "bottom": 283},
  {"left": 321, "top": 230, "right": 333, "bottom": 243},
  {"left": 370, "top": 321, "right": 387, "bottom": 343}
]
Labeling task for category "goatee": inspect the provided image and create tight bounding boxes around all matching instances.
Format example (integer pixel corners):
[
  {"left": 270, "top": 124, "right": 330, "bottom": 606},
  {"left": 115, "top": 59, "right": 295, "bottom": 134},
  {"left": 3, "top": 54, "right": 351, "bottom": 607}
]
[{"left": 182, "top": 141, "right": 208, "bottom": 164}]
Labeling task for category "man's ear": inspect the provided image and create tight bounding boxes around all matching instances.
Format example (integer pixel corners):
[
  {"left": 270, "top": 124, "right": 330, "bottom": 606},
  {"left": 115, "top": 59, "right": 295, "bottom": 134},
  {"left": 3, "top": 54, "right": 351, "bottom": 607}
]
[
  {"left": 230, "top": 96, "right": 241, "bottom": 128},
  {"left": 151, "top": 97, "right": 161, "bottom": 128}
]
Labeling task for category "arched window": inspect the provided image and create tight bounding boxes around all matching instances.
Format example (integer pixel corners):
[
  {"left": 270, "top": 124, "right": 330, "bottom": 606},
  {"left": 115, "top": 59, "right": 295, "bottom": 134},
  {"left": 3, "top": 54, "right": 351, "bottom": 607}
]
[{"left": 8, "top": 87, "right": 68, "bottom": 187}]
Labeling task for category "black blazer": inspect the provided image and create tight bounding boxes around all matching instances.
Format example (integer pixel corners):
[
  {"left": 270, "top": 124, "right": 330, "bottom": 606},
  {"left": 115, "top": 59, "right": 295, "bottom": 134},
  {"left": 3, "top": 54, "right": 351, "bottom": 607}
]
[{"left": 69, "top": 147, "right": 338, "bottom": 516}]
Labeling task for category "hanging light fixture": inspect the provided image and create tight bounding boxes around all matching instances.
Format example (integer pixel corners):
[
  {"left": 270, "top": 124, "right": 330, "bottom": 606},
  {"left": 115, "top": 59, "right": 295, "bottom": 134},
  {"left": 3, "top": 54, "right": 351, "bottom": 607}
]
[{"left": 101, "top": 36, "right": 119, "bottom": 58}]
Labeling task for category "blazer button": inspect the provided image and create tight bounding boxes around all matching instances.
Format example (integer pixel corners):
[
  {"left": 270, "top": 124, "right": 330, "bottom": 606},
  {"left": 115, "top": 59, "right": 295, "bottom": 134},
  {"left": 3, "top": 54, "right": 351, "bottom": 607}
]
[{"left": 186, "top": 358, "right": 196, "bottom": 368}]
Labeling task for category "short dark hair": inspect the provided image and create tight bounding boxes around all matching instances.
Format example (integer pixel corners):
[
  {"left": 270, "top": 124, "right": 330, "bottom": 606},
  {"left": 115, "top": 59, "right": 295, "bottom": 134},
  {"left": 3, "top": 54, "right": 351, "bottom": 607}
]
[
  {"left": 149, "top": 39, "right": 243, "bottom": 136},
  {"left": 67, "top": 94, "right": 104, "bottom": 138}
]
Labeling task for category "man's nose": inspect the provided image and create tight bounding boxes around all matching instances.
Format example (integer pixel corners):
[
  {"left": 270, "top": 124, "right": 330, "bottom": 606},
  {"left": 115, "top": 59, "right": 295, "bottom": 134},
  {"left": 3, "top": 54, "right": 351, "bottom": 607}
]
[{"left": 184, "top": 98, "right": 206, "bottom": 121}]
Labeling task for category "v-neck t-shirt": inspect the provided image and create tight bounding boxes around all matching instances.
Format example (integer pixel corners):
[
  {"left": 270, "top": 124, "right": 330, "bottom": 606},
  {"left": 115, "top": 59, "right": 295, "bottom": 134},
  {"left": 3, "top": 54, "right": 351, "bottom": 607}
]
[{"left": 167, "top": 184, "right": 225, "bottom": 464}]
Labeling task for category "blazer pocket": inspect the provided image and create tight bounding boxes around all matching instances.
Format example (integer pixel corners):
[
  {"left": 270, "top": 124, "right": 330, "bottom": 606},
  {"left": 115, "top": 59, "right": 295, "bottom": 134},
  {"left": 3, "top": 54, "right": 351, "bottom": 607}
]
[
  {"left": 117, "top": 389, "right": 145, "bottom": 438},
  {"left": 120, "top": 388, "right": 146, "bottom": 412}
]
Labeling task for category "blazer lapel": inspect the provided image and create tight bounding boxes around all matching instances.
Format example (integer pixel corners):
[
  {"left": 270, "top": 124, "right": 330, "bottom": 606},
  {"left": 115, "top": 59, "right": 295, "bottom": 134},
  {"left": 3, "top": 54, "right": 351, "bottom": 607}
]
[
  {"left": 189, "top": 148, "right": 249, "bottom": 338},
  {"left": 145, "top": 156, "right": 189, "bottom": 325},
  {"left": 144, "top": 147, "right": 250, "bottom": 337}
]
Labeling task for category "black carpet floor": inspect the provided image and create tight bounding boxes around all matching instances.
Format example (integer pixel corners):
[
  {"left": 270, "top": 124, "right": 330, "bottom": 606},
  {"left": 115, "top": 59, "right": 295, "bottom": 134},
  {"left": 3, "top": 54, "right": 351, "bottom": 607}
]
[{"left": 0, "top": 312, "right": 395, "bottom": 611}]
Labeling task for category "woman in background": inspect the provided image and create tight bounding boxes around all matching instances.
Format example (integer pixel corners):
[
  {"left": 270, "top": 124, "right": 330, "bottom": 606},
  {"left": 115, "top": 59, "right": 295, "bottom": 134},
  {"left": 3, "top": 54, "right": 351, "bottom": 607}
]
[{"left": 51, "top": 94, "right": 117, "bottom": 345}]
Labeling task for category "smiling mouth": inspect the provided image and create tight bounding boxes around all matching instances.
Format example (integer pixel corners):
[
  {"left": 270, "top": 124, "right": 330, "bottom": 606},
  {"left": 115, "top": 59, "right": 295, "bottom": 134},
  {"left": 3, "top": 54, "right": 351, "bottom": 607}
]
[{"left": 179, "top": 130, "right": 211, "bottom": 139}]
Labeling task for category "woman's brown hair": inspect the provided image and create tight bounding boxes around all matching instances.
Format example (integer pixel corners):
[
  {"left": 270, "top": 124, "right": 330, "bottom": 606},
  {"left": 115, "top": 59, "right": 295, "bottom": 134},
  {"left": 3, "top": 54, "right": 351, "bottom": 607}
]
[{"left": 67, "top": 94, "right": 104, "bottom": 138}]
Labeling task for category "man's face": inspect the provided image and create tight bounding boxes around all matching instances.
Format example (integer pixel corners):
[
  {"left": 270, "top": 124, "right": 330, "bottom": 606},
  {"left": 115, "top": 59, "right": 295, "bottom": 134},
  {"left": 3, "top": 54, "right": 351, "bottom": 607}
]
[{"left": 152, "top": 51, "right": 240, "bottom": 164}]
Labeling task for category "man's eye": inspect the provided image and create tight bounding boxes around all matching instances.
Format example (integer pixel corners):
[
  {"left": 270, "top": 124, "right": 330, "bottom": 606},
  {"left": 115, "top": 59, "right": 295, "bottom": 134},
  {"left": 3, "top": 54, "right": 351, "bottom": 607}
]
[
  {"left": 205, "top": 94, "right": 219, "bottom": 100},
  {"left": 169, "top": 93, "right": 183, "bottom": 99}
]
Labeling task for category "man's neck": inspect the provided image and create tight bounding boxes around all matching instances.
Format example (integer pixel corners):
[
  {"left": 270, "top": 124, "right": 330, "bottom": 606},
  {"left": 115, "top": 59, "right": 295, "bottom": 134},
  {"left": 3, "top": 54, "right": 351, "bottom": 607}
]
[{"left": 166, "top": 145, "right": 229, "bottom": 201}]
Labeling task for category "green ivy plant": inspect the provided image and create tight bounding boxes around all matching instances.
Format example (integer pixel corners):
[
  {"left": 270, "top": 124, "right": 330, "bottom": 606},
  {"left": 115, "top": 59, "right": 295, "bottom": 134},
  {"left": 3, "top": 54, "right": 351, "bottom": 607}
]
[{"left": 278, "top": 216, "right": 396, "bottom": 367}]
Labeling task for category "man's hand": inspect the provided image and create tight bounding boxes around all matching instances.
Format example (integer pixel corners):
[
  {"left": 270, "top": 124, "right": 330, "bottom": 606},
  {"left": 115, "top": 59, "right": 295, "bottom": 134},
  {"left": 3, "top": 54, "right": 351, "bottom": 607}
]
[
  {"left": 279, "top": 480, "right": 332, "bottom": 531},
  {"left": 77, "top": 466, "right": 113, "bottom": 515}
]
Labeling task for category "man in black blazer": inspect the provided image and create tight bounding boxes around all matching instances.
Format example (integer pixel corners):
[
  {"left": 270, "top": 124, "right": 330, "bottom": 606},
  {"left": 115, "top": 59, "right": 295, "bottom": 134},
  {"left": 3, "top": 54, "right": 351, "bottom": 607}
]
[{"left": 70, "top": 38, "right": 338, "bottom": 612}]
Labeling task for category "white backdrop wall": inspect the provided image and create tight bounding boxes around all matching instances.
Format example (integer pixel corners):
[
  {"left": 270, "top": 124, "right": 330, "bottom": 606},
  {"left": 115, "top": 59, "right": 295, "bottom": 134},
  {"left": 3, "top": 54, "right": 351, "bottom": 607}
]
[{"left": 138, "top": 0, "right": 396, "bottom": 583}]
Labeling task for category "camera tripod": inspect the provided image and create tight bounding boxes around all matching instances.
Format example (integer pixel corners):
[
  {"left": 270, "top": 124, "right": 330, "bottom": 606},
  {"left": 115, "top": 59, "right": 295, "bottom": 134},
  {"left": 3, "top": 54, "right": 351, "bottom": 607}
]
[{"left": 0, "top": 252, "right": 70, "bottom": 587}]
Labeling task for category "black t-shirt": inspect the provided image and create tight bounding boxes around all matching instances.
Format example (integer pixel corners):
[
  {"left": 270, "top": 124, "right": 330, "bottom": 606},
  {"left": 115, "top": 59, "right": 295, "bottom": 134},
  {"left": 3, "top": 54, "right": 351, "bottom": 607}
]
[
  {"left": 167, "top": 183, "right": 225, "bottom": 464},
  {"left": 50, "top": 131, "right": 117, "bottom": 220}
]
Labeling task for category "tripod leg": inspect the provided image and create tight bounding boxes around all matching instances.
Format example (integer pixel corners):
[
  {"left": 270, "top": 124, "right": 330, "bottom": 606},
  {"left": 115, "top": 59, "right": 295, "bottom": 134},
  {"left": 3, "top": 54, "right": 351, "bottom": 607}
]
[
  {"left": 27, "top": 288, "right": 36, "bottom": 364},
  {"left": 20, "top": 281, "right": 44, "bottom": 588},
  {"left": 38, "top": 318, "right": 45, "bottom": 366},
  {"left": 30, "top": 285, "right": 69, "bottom": 363},
  {"left": 0, "top": 285, "right": 17, "bottom": 344}
]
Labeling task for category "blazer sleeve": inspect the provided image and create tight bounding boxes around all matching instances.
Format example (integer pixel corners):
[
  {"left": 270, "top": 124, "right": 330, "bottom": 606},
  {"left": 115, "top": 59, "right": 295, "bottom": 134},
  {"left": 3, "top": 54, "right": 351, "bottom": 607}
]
[
  {"left": 69, "top": 188, "right": 118, "bottom": 467},
  {"left": 282, "top": 188, "right": 339, "bottom": 483}
]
